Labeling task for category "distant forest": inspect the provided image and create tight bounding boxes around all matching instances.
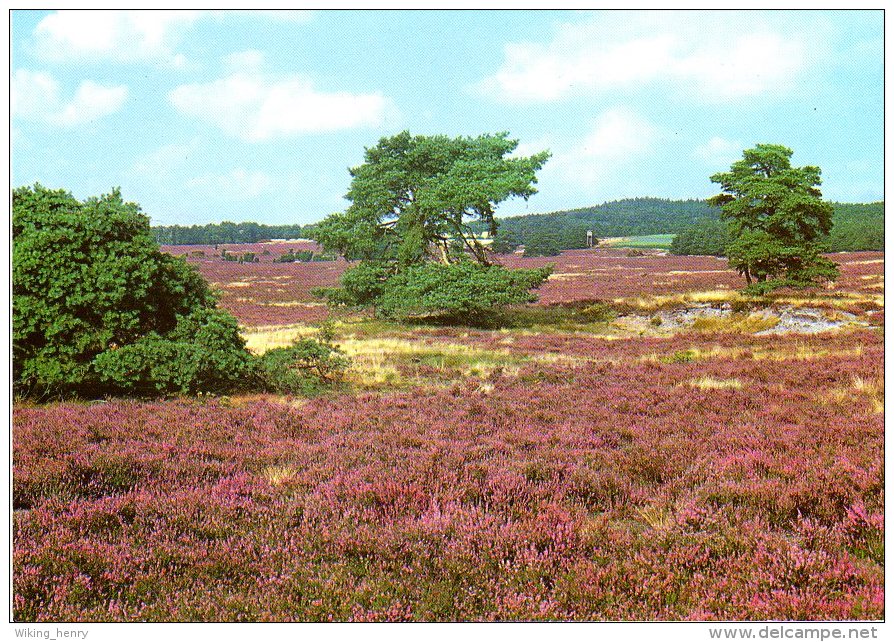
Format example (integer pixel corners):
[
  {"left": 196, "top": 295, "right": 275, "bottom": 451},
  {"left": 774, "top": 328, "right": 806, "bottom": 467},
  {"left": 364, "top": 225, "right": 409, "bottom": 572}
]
[
  {"left": 152, "top": 197, "right": 883, "bottom": 254},
  {"left": 152, "top": 221, "right": 314, "bottom": 245},
  {"left": 487, "top": 198, "right": 714, "bottom": 251},
  {"left": 490, "top": 198, "right": 884, "bottom": 255}
]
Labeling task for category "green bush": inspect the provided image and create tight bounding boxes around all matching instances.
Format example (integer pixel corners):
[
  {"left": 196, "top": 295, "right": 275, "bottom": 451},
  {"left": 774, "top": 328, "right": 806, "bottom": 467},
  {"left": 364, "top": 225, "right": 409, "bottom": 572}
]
[
  {"left": 13, "top": 184, "right": 252, "bottom": 399},
  {"left": 312, "top": 261, "right": 391, "bottom": 309},
  {"left": 93, "top": 309, "right": 254, "bottom": 397},
  {"left": 375, "top": 260, "right": 552, "bottom": 322},
  {"left": 276, "top": 250, "right": 315, "bottom": 263},
  {"left": 256, "top": 335, "right": 350, "bottom": 396}
]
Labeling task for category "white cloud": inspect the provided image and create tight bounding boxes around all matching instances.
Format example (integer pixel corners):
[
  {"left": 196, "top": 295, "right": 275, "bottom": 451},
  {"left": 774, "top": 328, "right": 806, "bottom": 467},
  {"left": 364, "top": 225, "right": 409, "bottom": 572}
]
[
  {"left": 693, "top": 137, "right": 744, "bottom": 166},
  {"left": 12, "top": 69, "right": 128, "bottom": 127},
  {"left": 187, "top": 168, "right": 273, "bottom": 199},
  {"left": 477, "top": 12, "right": 811, "bottom": 103},
  {"left": 169, "top": 60, "right": 392, "bottom": 141},
  {"left": 31, "top": 10, "right": 315, "bottom": 67},
  {"left": 548, "top": 109, "right": 659, "bottom": 186},
  {"left": 33, "top": 10, "right": 202, "bottom": 66}
]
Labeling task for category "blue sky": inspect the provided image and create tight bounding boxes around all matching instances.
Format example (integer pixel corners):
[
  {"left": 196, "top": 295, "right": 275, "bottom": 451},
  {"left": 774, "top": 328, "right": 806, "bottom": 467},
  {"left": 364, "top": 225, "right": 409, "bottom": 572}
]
[{"left": 11, "top": 9, "right": 884, "bottom": 226}]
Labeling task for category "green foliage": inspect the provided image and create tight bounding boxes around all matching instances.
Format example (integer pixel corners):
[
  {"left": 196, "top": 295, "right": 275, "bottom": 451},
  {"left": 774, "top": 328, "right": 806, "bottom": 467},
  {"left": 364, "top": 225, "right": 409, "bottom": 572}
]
[
  {"left": 275, "top": 249, "right": 315, "bottom": 263},
  {"left": 13, "top": 184, "right": 251, "bottom": 399},
  {"left": 221, "top": 250, "right": 258, "bottom": 263},
  {"left": 489, "top": 229, "right": 522, "bottom": 254},
  {"left": 312, "top": 261, "right": 391, "bottom": 308},
  {"left": 708, "top": 144, "right": 839, "bottom": 292},
  {"left": 93, "top": 309, "right": 254, "bottom": 397},
  {"left": 313, "top": 132, "right": 553, "bottom": 322},
  {"left": 670, "top": 219, "right": 731, "bottom": 256},
  {"left": 825, "top": 202, "right": 884, "bottom": 252},
  {"left": 151, "top": 221, "right": 308, "bottom": 245},
  {"left": 523, "top": 231, "right": 562, "bottom": 257},
  {"left": 312, "top": 130, "right": 550, "bottom": 267},
  {"left": 669, "top": 202, "right": 882, "bottom": 256},
  {"left": 491, "top": 198, "right": 715, "bottom": 250},
  {"left": 374, "top": 261, "right": 553, "bottom": 322},
  {"left": 255, "top": 333, "right": 350, "bottom": 396}
]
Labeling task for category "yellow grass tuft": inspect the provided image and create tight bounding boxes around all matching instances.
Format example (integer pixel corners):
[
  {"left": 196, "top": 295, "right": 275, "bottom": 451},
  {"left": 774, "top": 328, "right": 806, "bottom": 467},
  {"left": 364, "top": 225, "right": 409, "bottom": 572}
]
[
  {"left": 687, "top": 376, "right": 743, "bottom": 390},
  {"left": 615, "top": 290, "right": 745, "bottom": 311},
  {"left": 690, "top": 313, "right": 780, "bottom": 334},
  {"left": 824, "top": 376, "right": 883, "bottom": 414},
  {"left": 264, "top": 301, "right": 326, "bottom": 308},
  {"left": 547, "top": 272, "right": 589, "bottom": 281},
  {"left": 636, "top": 505, "right": 673, "bottom": 530},
  {"left": 261, "top": 464, "right": 301, "bottom": 486}
]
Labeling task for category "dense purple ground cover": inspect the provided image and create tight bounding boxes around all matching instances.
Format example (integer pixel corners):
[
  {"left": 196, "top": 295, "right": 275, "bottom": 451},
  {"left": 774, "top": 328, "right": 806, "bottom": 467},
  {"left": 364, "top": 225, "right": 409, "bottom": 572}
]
[{"left": 13, "top": 327, "right": 883, "bottom": 621}]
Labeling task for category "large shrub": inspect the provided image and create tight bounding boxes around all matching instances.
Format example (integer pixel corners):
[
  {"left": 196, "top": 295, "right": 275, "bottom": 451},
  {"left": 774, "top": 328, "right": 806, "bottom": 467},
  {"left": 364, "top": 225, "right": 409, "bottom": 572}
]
[
  {"left": 92, "top": 309, "right": 255, "bottom": 397},
  {"left": 374, "top": 261, "right": 552, "bottom": 322},
  {"left": 13, "top": 184, "right": 251, "bottom": 398},
  {"left": 255, "top": 332, "right": 350, "bottom": 396}
]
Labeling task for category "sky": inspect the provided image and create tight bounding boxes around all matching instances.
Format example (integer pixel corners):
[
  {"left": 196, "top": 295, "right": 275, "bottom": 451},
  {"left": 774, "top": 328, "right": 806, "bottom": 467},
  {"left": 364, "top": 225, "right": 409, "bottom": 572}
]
[{"left": 10, "top": 8, "right": 884, "bottom": 226}]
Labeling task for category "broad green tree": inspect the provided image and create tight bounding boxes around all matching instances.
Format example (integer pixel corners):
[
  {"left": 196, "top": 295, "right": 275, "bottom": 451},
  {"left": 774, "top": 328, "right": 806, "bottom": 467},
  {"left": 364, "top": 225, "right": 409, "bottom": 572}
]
[
  {"left": 12, "top": 184, "right": 253, "bottom": 398},
  {"left": 708, "top": 144, "right": 839, "bottom": 293},
  {"left": 313, "top": 131, "right": 550, "bottom": 267},
  {"left": 313, "top": 132, "right": 553, "bottom": 320}
]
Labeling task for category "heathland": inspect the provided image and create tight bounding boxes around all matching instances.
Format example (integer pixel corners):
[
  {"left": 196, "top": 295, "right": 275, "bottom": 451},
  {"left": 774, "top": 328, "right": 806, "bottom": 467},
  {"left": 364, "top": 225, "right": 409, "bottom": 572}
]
[{"left": 14, "top": 240, "right": 883, "bottom": 621}]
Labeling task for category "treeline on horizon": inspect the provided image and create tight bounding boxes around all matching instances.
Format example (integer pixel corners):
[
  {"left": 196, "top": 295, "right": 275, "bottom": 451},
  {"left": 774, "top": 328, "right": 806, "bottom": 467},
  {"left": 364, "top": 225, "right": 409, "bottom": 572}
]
[
  {"left": 489, "top": 198, "right": 884, "bottom": 255},
  {"left": 151, "top": 197, "right": 883, "bottom": 254},
  {"left": 152, "top": 221, "right": 316, "bottom": 246}
]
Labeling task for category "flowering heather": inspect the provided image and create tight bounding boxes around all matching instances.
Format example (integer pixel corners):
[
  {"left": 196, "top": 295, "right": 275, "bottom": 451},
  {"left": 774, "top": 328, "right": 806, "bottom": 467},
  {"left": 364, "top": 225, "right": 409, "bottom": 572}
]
[
  {"left": 161, "top": 245, "right": 882, "bottom": 327},
  {"left": 13, "top": 328, "right": 883, "bottom": 621},
  {"left": 15, "top": 246, "right": 883, "bottom": 621}
]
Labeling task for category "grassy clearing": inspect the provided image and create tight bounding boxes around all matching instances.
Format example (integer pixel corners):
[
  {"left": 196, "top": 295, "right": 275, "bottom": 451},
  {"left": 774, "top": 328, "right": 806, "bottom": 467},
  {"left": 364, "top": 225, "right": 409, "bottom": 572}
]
[
  {"left": 646, "top": 344, "right": 865, "bottom": 365},
  {"left": 600, "top": 234, "right": 676, "bottom": 249},
  {"left": 615, "top": 289, "right": 882, "bottom": 314},
  {"left": 335, "top": 337, "right": 531, "bottom": 390},
  {"left": 242, "top": 324, "right": 320, "bottom": 354}
]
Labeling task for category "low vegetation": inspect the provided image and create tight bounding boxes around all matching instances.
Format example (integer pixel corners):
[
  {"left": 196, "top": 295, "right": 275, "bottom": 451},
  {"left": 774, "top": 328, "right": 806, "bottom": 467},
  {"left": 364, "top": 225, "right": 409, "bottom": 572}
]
[{"left": 12, "top": 138, "right": 884, "bottom": 622}]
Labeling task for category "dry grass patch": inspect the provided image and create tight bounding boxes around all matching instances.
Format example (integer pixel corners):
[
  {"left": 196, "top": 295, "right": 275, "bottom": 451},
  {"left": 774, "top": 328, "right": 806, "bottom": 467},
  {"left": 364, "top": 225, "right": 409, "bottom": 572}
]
[
  {"left": 690, "top": 314, "right": 779, "bottom": 334},
  {"left": 615, "top": 289, "right": 744, "bottom": 311},
  {"left": 636, "top": 505, "right": 674, "bottom": 531},
  {"left": 547, "top": 272, "right": 589, "bottom": 281},
  {"left": 265, "top": 301, "right": 326, "bottom": 308},
  {"left": 242, "top": 324, "right": 319, "bottom": 354},
  {"left": 643, "top": 343, "right": 864, "bottom": 365},
  {"left": 687, "top": 376, "right": 743, "bottom": 390},
  {"left": 261, "top": 464, "right": 302, "bottom": 486},
  {"left": 334, "top": 337, "right": 530, "bottom": 389},
  {"left": 824, "top": 376, "right": 883, "bottom": 414}
]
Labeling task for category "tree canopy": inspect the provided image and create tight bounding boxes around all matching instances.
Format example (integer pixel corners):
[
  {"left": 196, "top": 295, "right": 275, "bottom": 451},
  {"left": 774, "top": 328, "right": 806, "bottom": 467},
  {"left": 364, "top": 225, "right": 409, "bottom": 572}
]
[
  {"left": 313, "top": 131, "right": 550, "bottom": 267},
  {"left": 708, "top": 144, "right": 839, "bottom": 293},
  {"left": 312, "top": 132, "right": 553, "bottom": 321},
  {"left": 13, "top": 185, "right": 253, "bottom": 397}
]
